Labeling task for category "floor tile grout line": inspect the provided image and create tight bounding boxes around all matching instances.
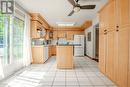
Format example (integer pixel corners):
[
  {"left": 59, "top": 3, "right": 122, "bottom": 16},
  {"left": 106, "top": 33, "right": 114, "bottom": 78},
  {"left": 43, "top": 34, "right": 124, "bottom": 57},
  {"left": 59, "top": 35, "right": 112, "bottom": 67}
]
[
  {"left": 74, "top": 65, "right": 81, "bottom": 87},
  {"left": 65, "top": 69, "right": 66, "bottom": 87},
  {"left": 79, "top": 64, "right": 94, "bottom": 87},
  {"left": 51, "top": 62, "right": 57, "bottom": 87}
]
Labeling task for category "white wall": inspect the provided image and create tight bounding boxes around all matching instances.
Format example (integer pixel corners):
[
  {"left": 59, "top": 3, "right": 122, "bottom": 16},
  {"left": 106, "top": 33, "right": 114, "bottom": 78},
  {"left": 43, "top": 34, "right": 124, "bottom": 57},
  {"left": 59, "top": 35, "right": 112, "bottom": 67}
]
[{"left": 85, "top": 17, "right": 99, "bottom": 58}]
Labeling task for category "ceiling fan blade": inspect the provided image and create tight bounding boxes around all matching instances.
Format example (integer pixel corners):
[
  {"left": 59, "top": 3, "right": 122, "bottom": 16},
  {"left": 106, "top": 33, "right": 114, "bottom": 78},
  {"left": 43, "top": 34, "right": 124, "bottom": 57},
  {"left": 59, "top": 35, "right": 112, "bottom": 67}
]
[
  {"left": 68, "top": 10, "right": 74, "bottom": 16},
  {"left": 80, "top": 5, "right": 96, "bottom": 9},
  {"left": 68, "top": 0, "right": 76, "bottom": 6},
  {"left": 76, "top": 0, "right": 79, "bottom": 3}
]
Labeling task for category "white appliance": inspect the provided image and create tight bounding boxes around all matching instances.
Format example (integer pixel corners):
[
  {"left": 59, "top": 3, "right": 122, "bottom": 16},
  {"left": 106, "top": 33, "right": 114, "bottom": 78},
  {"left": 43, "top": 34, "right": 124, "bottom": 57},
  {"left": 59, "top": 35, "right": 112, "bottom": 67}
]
[
  {"left": 44, "top": 46, "right": 48, "bottom": 62},
  {"left": 74, "top": 35, "right": 84, "bottom": 56}
]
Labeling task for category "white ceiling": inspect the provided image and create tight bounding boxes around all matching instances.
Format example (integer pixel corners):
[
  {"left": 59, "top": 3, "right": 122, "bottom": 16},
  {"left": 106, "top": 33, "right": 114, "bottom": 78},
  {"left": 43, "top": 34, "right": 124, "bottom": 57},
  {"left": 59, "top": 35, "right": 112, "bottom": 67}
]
[{"left": 16, "top": 0, "right": 107, "bottom": 27}]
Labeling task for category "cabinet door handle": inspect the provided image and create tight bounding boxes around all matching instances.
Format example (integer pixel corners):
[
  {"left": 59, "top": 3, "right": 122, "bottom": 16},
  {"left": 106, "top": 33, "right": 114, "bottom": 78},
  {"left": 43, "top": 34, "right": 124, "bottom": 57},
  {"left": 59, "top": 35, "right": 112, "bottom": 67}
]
[
  {"left": 116, "top": 29, "right": 119, "bottom": 32},
  {"left": 116, "top": 26, "right": 119, "bottom": 28},
  {"left": 104, "top": 30, "right": 107, "bottom": 32}
]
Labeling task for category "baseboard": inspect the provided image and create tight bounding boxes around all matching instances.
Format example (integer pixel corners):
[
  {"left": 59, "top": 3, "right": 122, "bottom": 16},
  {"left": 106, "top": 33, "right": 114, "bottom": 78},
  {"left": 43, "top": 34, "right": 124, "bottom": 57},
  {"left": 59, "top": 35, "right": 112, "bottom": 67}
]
[{"left": 86, "top": 55, "right": 99, "bottom": 62}]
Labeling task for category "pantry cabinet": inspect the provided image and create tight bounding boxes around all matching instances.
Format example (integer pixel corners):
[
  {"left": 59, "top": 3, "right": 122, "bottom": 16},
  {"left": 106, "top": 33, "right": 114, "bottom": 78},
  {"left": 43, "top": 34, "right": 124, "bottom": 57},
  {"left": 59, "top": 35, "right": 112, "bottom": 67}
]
[
  {"left": 106, "top": 30, "right": 115, "bottom": 81},
  {"left": 116, "top": 27, "right": 129, "bottom": 87},
  {"left": 99, "top": 0, "right": 130, "bottom": 87},
  {"left": 99, "top": 31, "right": 106, "bottom": 74}
]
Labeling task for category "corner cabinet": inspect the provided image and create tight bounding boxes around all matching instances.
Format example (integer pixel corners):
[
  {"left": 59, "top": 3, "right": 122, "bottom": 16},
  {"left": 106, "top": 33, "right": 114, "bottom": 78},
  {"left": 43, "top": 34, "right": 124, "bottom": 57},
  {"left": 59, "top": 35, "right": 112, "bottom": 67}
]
[{"left": 30, "top": 13, "right": 50, "bottom": 39}]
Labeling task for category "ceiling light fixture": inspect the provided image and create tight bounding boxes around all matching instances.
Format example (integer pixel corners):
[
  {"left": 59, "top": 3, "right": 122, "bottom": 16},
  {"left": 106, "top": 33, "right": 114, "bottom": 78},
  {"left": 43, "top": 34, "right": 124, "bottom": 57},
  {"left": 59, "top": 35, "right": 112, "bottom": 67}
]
[
  {"left": 56, "top": 22, "right": 75, "bottom": 26},
  {"left": 73, "top": 7, "right": 80, "bottom": 12}
]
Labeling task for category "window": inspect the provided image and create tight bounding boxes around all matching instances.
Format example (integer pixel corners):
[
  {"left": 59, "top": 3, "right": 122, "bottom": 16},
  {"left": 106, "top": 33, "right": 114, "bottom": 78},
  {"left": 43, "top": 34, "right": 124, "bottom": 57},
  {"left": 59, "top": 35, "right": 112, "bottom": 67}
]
[{"left": 12, "top": 17, "right": 24, "bottom": 60}]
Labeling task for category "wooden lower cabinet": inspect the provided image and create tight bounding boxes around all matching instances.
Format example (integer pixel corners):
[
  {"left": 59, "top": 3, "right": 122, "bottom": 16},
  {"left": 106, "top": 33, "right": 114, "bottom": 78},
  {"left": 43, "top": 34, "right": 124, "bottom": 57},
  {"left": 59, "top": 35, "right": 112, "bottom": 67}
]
[
  {"left": 106, "top": 30, "right": 116, "bottom": 81},
  {"left": 116, "top": 27, "right": 129, "bottom": 87},
  {"left": 48, "top": 46, "right": 52, "bottom": 58},
  {"left": 32, "top": 46, "right": 44, "bottom": 64},
  {"left": 51, "top": 46, "right": 56, "bottom": 55}
]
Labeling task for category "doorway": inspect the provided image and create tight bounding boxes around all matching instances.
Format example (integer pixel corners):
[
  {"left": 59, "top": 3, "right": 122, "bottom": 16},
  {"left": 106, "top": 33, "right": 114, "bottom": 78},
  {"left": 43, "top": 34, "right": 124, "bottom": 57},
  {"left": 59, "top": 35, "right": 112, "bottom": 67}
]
[{"left": 95, "top": 23, "right": 99, "bottom": 61}]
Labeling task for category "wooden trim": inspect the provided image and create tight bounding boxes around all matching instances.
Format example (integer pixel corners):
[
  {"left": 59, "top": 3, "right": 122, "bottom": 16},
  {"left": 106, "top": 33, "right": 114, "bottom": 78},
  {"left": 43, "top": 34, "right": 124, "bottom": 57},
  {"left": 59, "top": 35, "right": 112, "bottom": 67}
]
[
  {"left": 53, "top": 28, "right": 84, "bottom": 31},
  {"left": 30, "top": 13, "right": 92, "bottom": 31},
  {"left": 81, "top": 20, "right": 92, "bottom": 30},
  {"left": 52, "top": 21, "right": 92, "bottom": 31}
]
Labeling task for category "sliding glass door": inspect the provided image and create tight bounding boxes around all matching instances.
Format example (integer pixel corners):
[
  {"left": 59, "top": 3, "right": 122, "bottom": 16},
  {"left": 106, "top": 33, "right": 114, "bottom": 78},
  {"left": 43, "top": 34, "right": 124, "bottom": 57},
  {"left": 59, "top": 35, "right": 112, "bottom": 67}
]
[
  {"left": 12, "top": 17, "right": 24, "bottom": 60},
  {"left": 0, "top": 15, "right": 10, "bottom": 64},
  {"left": 0, "top": 13, "right": 25, "bottom": 65}
]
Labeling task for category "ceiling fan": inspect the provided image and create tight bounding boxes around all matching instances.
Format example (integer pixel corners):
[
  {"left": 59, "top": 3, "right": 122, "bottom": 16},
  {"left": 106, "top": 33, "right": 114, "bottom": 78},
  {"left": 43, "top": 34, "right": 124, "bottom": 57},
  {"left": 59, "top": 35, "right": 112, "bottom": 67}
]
[{"left": 67, "top": 0, "right": 96, "bottom": 16}]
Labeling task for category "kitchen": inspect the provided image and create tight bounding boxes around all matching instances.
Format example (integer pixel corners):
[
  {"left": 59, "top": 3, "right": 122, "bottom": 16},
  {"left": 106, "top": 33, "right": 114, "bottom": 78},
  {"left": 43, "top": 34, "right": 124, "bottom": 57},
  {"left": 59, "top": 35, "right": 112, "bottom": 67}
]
[
  {"left": 31, "top": 13, "right": 90, "bottom": 68},
  {"left": 0, "top": 0, "right": 129, "bottom": 87}
]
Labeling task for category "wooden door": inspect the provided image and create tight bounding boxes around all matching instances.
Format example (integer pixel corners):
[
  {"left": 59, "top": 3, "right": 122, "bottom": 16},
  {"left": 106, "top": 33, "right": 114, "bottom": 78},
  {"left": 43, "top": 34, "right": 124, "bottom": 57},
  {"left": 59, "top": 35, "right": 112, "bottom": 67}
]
[
  {"left": 116, "top": 0, "right": 129, "bottom": 27},
  {"left": 99, "top": 32, "right": 107, "bottom": 74},
  {"left": 116, "top": 27, "right": 129, "bottom": 87},
  {"left": 106, "top": 30, "right": 116, "bottom": 81}
]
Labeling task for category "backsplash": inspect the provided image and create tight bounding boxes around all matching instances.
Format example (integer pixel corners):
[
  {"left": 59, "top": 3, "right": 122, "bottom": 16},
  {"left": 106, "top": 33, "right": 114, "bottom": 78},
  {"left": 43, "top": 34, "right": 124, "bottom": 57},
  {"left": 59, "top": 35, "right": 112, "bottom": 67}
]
[{"left": 32, "top": 39, "right": 46, "bottom": 45}]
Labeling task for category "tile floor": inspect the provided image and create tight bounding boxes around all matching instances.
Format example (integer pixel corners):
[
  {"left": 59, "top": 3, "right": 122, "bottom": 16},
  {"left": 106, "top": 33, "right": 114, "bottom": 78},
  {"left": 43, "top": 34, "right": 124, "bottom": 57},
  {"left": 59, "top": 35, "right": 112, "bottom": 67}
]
[{"left": 0, "top": 56, "right": 118, "bottom": 87}]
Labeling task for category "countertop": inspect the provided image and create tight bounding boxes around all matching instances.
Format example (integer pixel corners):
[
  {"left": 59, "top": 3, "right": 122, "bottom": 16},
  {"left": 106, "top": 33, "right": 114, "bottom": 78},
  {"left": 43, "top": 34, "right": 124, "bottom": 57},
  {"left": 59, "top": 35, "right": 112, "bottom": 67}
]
[
  {"left": 32, "top": 44, "right": 81, "bottom": 47},
  {"left": 57, "top": 44, "right": 81, "bottom": 46}
]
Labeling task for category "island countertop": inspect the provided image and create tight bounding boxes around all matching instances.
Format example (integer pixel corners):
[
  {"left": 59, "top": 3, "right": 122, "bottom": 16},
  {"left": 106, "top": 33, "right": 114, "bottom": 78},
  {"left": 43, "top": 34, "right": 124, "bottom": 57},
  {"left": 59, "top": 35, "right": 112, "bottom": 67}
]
[{"left": 57, "top": 44, "right": 81, "bottom": 46}]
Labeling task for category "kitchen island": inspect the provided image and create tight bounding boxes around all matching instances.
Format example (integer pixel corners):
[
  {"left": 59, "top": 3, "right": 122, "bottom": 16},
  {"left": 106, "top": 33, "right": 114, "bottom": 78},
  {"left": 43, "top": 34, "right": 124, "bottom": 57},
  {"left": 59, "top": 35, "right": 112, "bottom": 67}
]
[{"left": 56, "top": 45, "right": 74, "bottom": 69}]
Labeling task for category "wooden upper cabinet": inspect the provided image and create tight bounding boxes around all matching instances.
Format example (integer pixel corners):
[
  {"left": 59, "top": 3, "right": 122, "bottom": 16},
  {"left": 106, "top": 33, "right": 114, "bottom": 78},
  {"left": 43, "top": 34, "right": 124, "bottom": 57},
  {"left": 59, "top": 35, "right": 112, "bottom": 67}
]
[
  {"left": 58, "top": 31, "right": 67, "bottom": 38},
  {"left": 30, "top": 13, "right": 50, "bottom": 39},
  {"left": 30, "top": 13, "right": 50, "bottom": 29},
  {"left": 99, "top": 1, "right": 116, "bottom": 30},
  {"left": 107, "top": 1, "right": 116, "bottom": 29},
  {"left": 99, "top": 5, "right": 108, "bottom": 28},
  {"left": 53, "top": 31, "right": 58, "bottom": 40},
  {"left": 116, "top": 0, "right": 129, "bottom": 27},
  {"left": 31, "top": 21, "right": 42, "bottom": 38}
]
